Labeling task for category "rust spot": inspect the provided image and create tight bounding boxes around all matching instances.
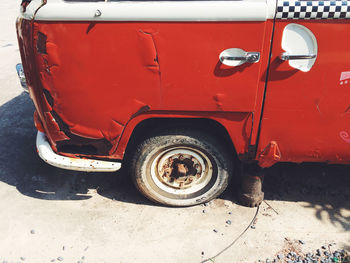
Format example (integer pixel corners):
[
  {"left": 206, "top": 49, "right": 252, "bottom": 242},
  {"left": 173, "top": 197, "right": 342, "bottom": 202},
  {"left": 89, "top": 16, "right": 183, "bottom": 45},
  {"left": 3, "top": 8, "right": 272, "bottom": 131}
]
[
  {"left": 56, "top": 139, "right": 112, "bottom": 156},
  {"left": 37, "top": 31, "right": 47, "bottom": 54},
  {"left": 43, "top": 112, "right": 69, "bottom": 141},
  {"left": 49, "top": 111, "right": 113, "bottom": 155}
]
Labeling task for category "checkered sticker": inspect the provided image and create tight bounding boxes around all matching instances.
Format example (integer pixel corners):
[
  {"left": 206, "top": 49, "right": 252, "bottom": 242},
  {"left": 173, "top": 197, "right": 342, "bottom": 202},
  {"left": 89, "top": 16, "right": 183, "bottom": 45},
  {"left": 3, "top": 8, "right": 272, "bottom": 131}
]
[{"left": 276, "top": 0, "right": 350, "bottom": 19}]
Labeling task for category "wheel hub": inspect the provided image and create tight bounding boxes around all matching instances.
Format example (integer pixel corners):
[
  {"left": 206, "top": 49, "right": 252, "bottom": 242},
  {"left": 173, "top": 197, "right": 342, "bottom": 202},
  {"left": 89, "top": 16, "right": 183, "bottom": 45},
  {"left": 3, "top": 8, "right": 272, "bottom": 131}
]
[{"left": 158, "top": 152, "right": 203, "bottom": 189}]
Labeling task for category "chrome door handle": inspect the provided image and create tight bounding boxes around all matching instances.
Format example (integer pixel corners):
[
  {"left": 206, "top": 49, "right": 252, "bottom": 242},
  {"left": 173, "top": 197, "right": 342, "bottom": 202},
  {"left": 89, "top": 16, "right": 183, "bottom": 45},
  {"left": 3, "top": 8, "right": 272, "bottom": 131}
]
[
  {"left": 220, "top": 52, "right": 260, "bottom": 63},
  {"left": 219, "top": 48, "right": 260, "bottom": 67},
  {"left": 280, "top": 52, "right": 316, "bottom": 61}
]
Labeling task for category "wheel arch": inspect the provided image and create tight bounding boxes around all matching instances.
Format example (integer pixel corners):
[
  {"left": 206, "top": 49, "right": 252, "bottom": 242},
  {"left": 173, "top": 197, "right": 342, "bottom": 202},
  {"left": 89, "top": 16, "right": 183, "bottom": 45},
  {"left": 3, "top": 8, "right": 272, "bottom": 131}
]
[{"left": 112, "top": 112, "right": 253, "bottom": 162}]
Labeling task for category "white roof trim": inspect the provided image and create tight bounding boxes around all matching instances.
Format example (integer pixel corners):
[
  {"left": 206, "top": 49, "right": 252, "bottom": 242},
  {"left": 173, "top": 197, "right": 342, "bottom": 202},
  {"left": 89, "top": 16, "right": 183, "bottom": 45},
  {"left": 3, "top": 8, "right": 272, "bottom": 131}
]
[
  {"left": 266, "top": 0, "right": 277, "bottom": 19},
  {"left": 28, "top": 0, "right": 275, "bottom": 22}
]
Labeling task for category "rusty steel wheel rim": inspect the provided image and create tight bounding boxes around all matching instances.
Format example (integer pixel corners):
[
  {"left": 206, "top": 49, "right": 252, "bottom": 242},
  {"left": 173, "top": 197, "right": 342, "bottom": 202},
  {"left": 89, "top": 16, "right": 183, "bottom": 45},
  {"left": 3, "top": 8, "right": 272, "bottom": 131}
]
[{"left": 150, "top": 147, "right": 213, "bottom": 195}]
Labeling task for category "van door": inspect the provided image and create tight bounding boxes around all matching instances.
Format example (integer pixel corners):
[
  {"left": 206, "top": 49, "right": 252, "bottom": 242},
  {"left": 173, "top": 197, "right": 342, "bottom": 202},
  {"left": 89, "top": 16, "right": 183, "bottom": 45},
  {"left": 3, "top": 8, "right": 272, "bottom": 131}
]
[
  {"left": 156, "top": 1, "right": 275, "bottom": 112},
  {"left": 257, "top": 0, "right": 350, "bottom": 165}
]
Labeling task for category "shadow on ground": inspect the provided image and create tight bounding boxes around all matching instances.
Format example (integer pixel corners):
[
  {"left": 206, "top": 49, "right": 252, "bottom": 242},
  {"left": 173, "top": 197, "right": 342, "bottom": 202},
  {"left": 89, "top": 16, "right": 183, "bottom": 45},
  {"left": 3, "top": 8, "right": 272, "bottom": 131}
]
[
  {"left": 0, "top": 92, "right": 150, "bottom": 205},
  {"left": 263, "top": 163, "right": 350, "bottom": 232},
  {"left": 0, "top": 93, "right": 349, "bottom": 229}
]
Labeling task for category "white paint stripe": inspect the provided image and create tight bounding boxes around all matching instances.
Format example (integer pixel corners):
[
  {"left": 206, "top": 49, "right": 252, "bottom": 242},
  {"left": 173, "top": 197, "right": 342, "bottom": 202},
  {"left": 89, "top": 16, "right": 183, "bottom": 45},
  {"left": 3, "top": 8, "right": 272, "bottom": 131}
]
[{"left": 26, "top": 0, "right": 273, "bottom": 22}]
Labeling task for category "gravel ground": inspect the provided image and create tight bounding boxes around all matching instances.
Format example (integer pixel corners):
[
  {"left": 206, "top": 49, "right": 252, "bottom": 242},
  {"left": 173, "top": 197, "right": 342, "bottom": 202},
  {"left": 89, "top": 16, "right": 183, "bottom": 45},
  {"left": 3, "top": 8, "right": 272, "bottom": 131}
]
[
  {"left": 259, "top": 239, "right": 349, "bottom": 263},
  {"left": 0, "top": 1, "right": 349, "bottom": 263}
]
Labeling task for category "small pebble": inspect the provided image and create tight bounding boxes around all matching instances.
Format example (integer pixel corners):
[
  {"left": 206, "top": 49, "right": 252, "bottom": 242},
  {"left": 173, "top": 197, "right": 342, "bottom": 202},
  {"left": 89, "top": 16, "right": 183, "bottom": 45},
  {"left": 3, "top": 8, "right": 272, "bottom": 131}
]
[
  {"left": 203, "top": 203, "right": 208, "bottom": 207},
  {"left": 20, "top": 257, "right": 25, "bottom": 261},
  {"left": 84, "top": 246, "right": 89, "bottom": 251},
  {"left": 77, "top": 261, "right": 83, "bottom": 263},
  {"left": 62, "top": 246, "right": 65, "bottom": 251},
  {"left": 228, "top": 212, "right": 232, "bottom": 215},
  {"left": 213, "top": 229, "right": 218, "bottom": 233},
  {"left": 226, "top": 220, "right": 231, "bottom": 225},
  {"left": 266, "top": 259, "right": 271, "bottom": 263},
  {"left": 201, "top": 251, "right": 204, "bottom": 255},
  {"left": 202, "top": 210, "right": 206, "bottom": 213},
  {"left": 251, "top": 225, "right": 256, "bottom": 229},
  {"left": 299, "top": 240, "right": 305, "bottom": 245},
  {"left": 57, "top": 256, "right": 64, "bottom": 261},
  {"left": 30, "top": 229, "right": 35, "bottom": 234},
  {"left": 81, "top": 256, "right": 85, "bottom": 260},
  {"left": 51, "top": 259, "right": 56, "bottom": 262},
  {"left": 322, "top": 246, "right": 327, "bottom": 250},
  {"left": 277, "top": 254, "right": 284, "bottom": 260}
]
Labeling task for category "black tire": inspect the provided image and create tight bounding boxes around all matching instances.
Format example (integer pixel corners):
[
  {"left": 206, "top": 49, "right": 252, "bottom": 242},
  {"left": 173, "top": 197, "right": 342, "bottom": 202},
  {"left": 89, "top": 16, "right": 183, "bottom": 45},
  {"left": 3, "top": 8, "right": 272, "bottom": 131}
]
[{"left": 130, "top": 129, "right": 233, "bottom": 206}]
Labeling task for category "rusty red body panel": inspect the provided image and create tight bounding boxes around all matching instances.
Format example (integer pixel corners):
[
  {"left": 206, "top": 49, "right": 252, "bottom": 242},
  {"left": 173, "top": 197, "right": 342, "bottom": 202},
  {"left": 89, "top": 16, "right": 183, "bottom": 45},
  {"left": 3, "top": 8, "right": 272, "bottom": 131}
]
[
  {"left": 17, "top": 18, "right": 273, "bottom": 161},
  {"left": 16, "top": 2, "right": 350, "bottom": 169}
]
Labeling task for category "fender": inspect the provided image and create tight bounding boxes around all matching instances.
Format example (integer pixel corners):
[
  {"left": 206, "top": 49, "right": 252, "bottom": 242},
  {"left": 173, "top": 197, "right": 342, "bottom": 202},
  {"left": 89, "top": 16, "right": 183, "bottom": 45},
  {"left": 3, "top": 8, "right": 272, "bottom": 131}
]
[{"left": 111, "top": 111, "right": 254, "bottom": 160}]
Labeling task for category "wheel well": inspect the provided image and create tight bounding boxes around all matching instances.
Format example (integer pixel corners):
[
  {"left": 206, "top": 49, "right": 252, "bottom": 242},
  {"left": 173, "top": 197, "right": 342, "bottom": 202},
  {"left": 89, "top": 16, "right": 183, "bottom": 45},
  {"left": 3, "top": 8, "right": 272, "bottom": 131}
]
[{"left": 124, "top": 118, "right": 238, "bottom": 162}]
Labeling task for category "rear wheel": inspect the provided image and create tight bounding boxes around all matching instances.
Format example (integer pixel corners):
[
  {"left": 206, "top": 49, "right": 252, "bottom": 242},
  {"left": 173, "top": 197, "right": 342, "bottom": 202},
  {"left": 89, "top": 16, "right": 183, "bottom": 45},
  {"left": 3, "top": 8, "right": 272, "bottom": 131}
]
[{"left": 130, "top": 130, "right": 233, "bottom": 206}]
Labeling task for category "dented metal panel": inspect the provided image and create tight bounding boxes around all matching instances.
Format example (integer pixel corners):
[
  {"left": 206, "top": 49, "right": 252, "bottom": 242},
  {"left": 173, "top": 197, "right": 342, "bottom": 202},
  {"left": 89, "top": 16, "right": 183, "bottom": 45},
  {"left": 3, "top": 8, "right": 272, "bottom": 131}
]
[{"left": 16, "top": 18, "right": 273, "bottom": 160}]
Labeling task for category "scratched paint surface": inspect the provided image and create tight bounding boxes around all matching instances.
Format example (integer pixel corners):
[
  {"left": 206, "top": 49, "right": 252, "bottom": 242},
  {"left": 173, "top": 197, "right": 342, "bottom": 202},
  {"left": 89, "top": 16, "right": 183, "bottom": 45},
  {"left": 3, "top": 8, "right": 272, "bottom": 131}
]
[
  {"left": 18, "top": 20, "right": 270, "bottom": 158},
  {"left": 257, "top": 20, "right": 350, "bottom": 164}
]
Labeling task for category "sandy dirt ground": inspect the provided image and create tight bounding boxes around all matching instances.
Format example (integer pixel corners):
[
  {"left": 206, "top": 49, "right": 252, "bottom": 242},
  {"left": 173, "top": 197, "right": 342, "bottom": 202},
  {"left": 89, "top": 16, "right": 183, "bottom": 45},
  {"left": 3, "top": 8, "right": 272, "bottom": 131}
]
[{"left": 0, "top": 1, "right": 349, "bottom": 263}]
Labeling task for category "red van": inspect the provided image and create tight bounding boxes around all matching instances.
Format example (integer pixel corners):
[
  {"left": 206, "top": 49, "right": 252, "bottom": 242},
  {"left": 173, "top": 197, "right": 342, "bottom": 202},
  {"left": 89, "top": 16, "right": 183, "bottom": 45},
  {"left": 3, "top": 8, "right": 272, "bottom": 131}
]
[{"left": 16, "top": 0, "right": 350, "bottom": 206}]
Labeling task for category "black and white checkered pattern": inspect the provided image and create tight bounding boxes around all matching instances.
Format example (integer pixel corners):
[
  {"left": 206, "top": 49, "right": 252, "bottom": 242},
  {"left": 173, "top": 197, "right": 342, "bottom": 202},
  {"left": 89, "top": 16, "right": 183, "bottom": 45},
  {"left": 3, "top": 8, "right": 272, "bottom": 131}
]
[{"left": 276, "top": 0, "right": 350, "bottom": 19}]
